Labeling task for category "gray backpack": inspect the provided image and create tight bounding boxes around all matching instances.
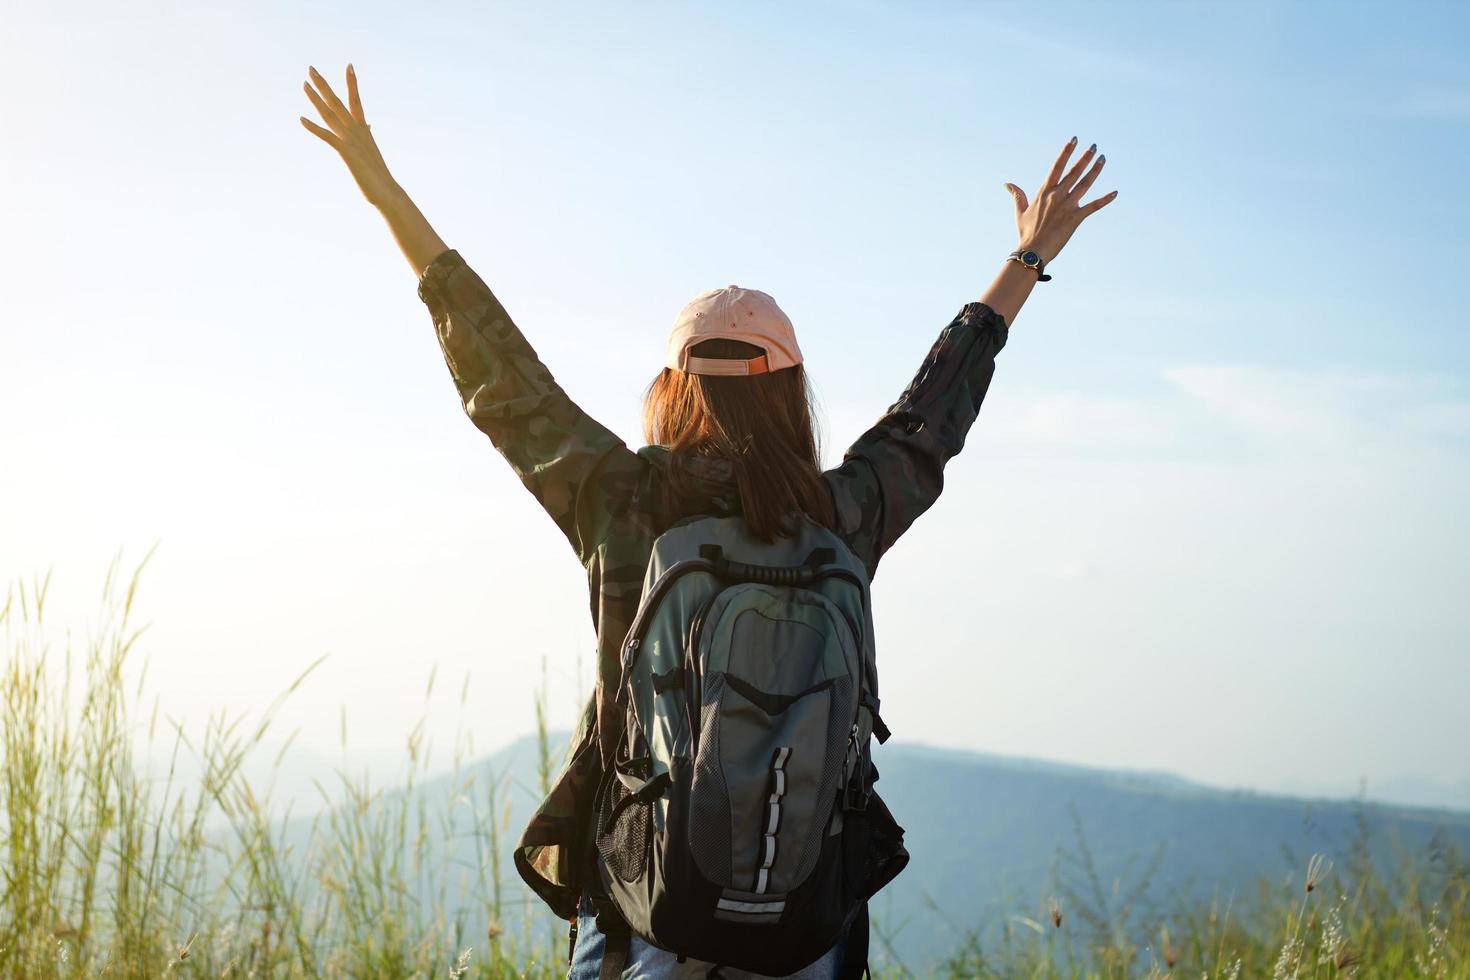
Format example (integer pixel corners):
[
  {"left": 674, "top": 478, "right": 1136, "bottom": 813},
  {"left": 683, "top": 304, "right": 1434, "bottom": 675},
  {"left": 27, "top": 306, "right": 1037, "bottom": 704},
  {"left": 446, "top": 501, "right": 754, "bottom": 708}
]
[{"left": 592, "top": 512, "right": 908, "bottom": 975}]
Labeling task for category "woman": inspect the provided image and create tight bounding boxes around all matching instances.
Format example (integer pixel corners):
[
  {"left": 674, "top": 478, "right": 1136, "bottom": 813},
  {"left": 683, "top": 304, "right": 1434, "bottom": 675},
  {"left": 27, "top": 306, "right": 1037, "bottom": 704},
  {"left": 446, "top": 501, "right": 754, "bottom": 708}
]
[{"left": 301, "top": 64, "right": 1115, "bottom": 979}]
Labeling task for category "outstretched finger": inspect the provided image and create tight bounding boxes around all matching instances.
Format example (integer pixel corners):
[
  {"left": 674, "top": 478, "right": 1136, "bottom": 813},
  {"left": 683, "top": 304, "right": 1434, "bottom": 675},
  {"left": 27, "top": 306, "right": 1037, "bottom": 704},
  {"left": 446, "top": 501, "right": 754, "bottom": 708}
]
[
  {"left": 346, "top": 64, "right": 366, "bottom": 124},
  {"left": 1060, "top": 143, "right": 1097, "bottom": 194},
  {"left": 308, "top": 66, "right": 354, "bottom": 128},
  {"left": 1044, "top": 136, "right": 1078, "bottom": 188},
  {"left": 300, "top": 116, "right": 343, "bottom": 150},
  {"left": 1079, "top": 190, "right": 1119, "bottom": 217},
  {"left": 1004, "top": 182, "right": 1029, "bottom": 217},
  {"left": 1069, "top": 153, "right": 1106, "bottom": 201},
  {"left": 303, "top": 81, "right": 346, "bottom": 135}
]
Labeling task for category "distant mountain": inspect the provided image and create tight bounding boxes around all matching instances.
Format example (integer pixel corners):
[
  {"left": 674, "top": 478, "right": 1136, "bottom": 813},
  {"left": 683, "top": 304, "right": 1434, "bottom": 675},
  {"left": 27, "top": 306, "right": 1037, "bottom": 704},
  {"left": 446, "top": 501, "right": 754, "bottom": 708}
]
[
  {"left": 1262, "top": 773, "right": 1470, "bottom": 814},
  {"left": 279, "top": 733, "right": 1470, "bottom": 972},
  {"left": 864, "top": 742, "right": 1470, "bottom": 964}
]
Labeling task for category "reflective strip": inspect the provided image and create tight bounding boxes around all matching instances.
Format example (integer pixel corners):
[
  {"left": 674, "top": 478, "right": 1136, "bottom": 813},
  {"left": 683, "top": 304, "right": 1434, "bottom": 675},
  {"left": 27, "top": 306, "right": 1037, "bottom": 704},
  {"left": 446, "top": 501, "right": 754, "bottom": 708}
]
[
  {"left": 755, "top": 746, "right": 791, "bottom": 894},
  {"left": 718, "top": 896, "right": 786, "bottom": 915}
]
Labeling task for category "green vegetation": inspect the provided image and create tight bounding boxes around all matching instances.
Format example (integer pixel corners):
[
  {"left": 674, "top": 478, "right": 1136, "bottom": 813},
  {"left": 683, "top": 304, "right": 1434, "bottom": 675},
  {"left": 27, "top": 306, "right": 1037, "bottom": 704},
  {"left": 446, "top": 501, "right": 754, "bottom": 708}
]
[
  {"left": 1, "top": 554, "right": 560, "bottom": 978},
  {"left": 904, "top": 813, "right": 1470, "bottom": 979},
  {"left": 2, "top": 557, "right": 1467, "bottom": 978}
]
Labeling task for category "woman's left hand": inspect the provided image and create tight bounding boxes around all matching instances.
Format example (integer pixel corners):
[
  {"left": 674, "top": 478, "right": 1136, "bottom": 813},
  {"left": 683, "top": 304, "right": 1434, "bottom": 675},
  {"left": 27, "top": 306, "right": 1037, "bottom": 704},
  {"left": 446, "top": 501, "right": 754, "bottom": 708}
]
[{"left": 1003, "top": 137, "right": 1117, "bottom": 262}]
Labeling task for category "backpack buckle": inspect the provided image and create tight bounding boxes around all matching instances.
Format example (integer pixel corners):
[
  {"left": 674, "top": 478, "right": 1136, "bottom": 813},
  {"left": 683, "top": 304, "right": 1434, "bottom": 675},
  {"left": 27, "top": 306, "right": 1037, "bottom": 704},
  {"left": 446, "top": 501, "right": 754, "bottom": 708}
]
[
  {"left": 860, "top": 693, "right": 891, "bottom": 745},
  {"left": 843, "top": 724, "right": 872, "bottom": 812},
  {"left": 590, "top": 894, "right": 629, "bottom": 936}
]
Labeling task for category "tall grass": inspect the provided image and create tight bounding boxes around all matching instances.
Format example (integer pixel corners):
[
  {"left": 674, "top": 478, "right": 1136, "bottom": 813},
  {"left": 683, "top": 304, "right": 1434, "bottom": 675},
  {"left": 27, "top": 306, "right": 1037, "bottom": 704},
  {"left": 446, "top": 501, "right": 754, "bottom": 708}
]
[
  {"left": 910, "top": 801, "right": 1470, "bottom": 978},
  {"left": 0, "top": 554, "right": 563, "bottom": 977},
  {"left": 3, "top": 556, "right": 1468, "bottom": 977}
]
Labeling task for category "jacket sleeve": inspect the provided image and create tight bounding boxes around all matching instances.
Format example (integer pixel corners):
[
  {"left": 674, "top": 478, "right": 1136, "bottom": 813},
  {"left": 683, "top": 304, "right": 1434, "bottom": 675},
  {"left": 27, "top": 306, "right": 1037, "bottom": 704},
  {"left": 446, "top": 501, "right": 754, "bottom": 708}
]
[
  {"left": 822, "top": 301, "right": 1009, "bottom": 579},
  {"left": 416, "top": 248, "right": 646, "bottom": 565}
]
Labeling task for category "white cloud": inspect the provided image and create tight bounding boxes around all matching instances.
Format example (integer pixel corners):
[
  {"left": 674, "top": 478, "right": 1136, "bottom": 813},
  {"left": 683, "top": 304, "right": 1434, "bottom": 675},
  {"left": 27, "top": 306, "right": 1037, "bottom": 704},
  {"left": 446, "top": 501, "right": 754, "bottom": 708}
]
[
  {"left": 1397, "top": 88, "right": 1470, "bottom": 121},
  {"left": 828, "top": 364, "right": 1470, "bottom": 469},
  {"left": 1162, "top": 364, "right": 1470, "bottom": 451},
  {"left": 1399, "top": 401, "right": 1470, "bottom": 440},
  {"left": 978, "top": 390, "right": 1181, "bottom": 451},
  {"left": 1058, "top": 557, "right": 1097, "bottom": 581}
]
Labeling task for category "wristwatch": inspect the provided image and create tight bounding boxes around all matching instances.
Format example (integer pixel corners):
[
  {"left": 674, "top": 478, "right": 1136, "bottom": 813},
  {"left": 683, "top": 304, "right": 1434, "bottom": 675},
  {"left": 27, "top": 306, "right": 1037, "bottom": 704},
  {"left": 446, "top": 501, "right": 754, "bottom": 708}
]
[{"left": 1007, "top": 247, "right": 1052, "bottom": 281}]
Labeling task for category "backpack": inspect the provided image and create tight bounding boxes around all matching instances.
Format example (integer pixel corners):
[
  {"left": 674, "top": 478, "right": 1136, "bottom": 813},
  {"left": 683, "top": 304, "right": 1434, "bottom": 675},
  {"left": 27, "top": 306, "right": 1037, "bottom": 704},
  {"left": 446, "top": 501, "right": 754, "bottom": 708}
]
[{"left": 590, "top": 512, "right": 909, "bottom": 975}]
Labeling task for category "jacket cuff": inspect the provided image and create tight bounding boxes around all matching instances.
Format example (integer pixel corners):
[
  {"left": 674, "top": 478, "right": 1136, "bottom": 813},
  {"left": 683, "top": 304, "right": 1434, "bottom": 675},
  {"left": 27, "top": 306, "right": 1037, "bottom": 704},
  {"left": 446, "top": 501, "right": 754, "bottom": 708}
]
[
  {"left": 416, "top": 247, "right": 465, "bottom": 308},
  {"left": 957, "top": 301, "right": 1009, "bottom": 349},
  {"left": 957, "top": 300, "right": 1007, "bottom": 329}
]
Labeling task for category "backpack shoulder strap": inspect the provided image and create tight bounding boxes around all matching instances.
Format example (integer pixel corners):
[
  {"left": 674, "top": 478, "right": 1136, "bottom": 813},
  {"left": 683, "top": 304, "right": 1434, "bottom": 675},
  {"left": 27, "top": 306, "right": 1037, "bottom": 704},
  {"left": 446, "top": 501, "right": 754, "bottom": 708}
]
[
  {"left": 591, "top": 893, "right": 631, "bottom": 979},
  {"left": 838, "top": 903, "right": 871, "bottom": 980}
]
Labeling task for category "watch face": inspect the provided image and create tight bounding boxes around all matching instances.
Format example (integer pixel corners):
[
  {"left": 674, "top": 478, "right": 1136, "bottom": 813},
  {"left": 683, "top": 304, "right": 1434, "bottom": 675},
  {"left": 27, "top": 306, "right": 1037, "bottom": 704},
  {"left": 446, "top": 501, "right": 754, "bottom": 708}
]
[{"left": 1021, "top": 250, "right": 1039, "bottom": 265}]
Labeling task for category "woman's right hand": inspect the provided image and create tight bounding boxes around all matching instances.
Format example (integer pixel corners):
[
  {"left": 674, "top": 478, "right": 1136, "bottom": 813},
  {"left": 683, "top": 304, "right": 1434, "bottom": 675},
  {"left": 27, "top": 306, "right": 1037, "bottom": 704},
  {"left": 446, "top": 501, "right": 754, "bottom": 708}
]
[
  {"left": 300, "top": 64, "right": 400, "bottom": 209},
  {"left": 1003, "top": 136, "right": 1117, "bottom": 261}
]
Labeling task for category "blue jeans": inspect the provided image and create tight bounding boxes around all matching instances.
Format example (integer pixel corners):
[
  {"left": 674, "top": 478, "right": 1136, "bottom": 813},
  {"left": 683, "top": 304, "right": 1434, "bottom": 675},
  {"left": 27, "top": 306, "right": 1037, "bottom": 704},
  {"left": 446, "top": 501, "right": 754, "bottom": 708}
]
[{"left": 567, "top": 894, "right": 857, "bottom": 979}]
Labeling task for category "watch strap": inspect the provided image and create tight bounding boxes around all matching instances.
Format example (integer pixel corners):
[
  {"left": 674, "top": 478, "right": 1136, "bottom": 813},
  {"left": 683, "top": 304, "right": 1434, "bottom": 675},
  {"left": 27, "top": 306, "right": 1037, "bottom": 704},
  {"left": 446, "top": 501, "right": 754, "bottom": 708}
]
[{"left": 1007, "top": 248, "right": 1052, "bottom": 282}]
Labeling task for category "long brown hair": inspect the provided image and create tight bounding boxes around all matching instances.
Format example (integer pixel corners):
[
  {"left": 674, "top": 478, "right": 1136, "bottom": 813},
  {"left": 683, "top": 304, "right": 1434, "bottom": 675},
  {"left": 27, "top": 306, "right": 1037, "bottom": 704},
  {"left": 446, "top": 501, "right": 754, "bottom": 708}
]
[{"left": 642, "top": 337, "right": 836, "bottom": 541}]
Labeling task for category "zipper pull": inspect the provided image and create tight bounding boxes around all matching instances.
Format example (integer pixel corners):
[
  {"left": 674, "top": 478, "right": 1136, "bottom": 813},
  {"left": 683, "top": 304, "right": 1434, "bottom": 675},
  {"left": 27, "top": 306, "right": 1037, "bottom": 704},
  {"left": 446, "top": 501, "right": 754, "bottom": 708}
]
[
  {"left": 842, "top": 723, "right": 866, "bottom": 811},
  {"left": 614, "top": 637, "right": 644, "bottom": 709}
]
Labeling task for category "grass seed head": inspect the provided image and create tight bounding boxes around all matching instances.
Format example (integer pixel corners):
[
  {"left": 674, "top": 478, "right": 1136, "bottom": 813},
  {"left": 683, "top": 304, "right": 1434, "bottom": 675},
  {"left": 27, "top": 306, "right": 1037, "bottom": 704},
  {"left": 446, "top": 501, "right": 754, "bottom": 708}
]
[{"left": 1305, "top": 853, "right": 1331, "bottom": 894}]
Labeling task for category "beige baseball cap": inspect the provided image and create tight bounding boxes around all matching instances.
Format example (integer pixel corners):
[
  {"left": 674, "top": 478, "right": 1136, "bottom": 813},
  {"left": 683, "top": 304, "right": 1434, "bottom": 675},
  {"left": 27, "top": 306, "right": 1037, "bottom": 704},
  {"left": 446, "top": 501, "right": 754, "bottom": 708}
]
[{"left": 665, "top": 284, "right": 803, "bottom": 376}]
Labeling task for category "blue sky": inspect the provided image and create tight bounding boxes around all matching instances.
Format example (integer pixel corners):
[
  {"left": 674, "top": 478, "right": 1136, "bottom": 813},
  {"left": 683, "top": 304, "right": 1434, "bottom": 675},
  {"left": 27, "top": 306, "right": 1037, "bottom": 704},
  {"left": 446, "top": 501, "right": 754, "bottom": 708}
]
[{"left": 2, "top": 0, "right": 1467, "bottom": 808}]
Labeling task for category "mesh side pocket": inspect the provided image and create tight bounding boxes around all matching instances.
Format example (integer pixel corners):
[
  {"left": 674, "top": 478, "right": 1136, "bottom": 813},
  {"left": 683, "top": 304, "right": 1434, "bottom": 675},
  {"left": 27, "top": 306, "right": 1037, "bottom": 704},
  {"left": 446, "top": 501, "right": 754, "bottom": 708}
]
[
  {"left": 790, "top": 674, "right": 855, "bottom": 883},
  {"left": 689, "top": 676, "right": 733, "bottom": 885},
  {"left": 595, "top": 769, "right": 651, "bottom": 883},
  {"left": 860, "top": 787, "right": 909, "bottom": 900}
]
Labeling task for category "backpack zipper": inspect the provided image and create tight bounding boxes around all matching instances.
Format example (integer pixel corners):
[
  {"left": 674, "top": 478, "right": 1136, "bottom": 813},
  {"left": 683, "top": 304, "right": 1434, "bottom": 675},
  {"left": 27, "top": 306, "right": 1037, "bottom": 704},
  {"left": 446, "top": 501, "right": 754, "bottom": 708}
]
[
  {"left": 616, "top": 558, "right": 717, "bottom": 708},
  {"left": 684, "top": 590, "right": 721, "bottom": 757}
]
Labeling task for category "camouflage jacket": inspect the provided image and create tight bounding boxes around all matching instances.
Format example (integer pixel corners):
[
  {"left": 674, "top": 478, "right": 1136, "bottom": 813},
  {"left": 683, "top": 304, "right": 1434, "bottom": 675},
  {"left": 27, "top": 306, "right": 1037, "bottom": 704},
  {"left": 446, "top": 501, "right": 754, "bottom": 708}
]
[{"left": 416, "top": 248, "right": 1009, "bottom": 921}]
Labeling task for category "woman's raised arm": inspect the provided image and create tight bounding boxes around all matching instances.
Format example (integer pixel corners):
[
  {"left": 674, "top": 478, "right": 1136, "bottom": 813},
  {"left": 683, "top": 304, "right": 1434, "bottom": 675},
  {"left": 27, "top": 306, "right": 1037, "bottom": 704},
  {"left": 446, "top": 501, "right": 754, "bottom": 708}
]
[
  {"left": 299, "top": 64, "right": 449, "bottom": 276},
  {"left": 300, "top": 65, "right": 646, "bottom": 564},
  {"left": 985, "top": 135, "right": 1118, "bottom": 324},
  {"left": 823, "top": 137, "right": 1117, "bottom": 578}
]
